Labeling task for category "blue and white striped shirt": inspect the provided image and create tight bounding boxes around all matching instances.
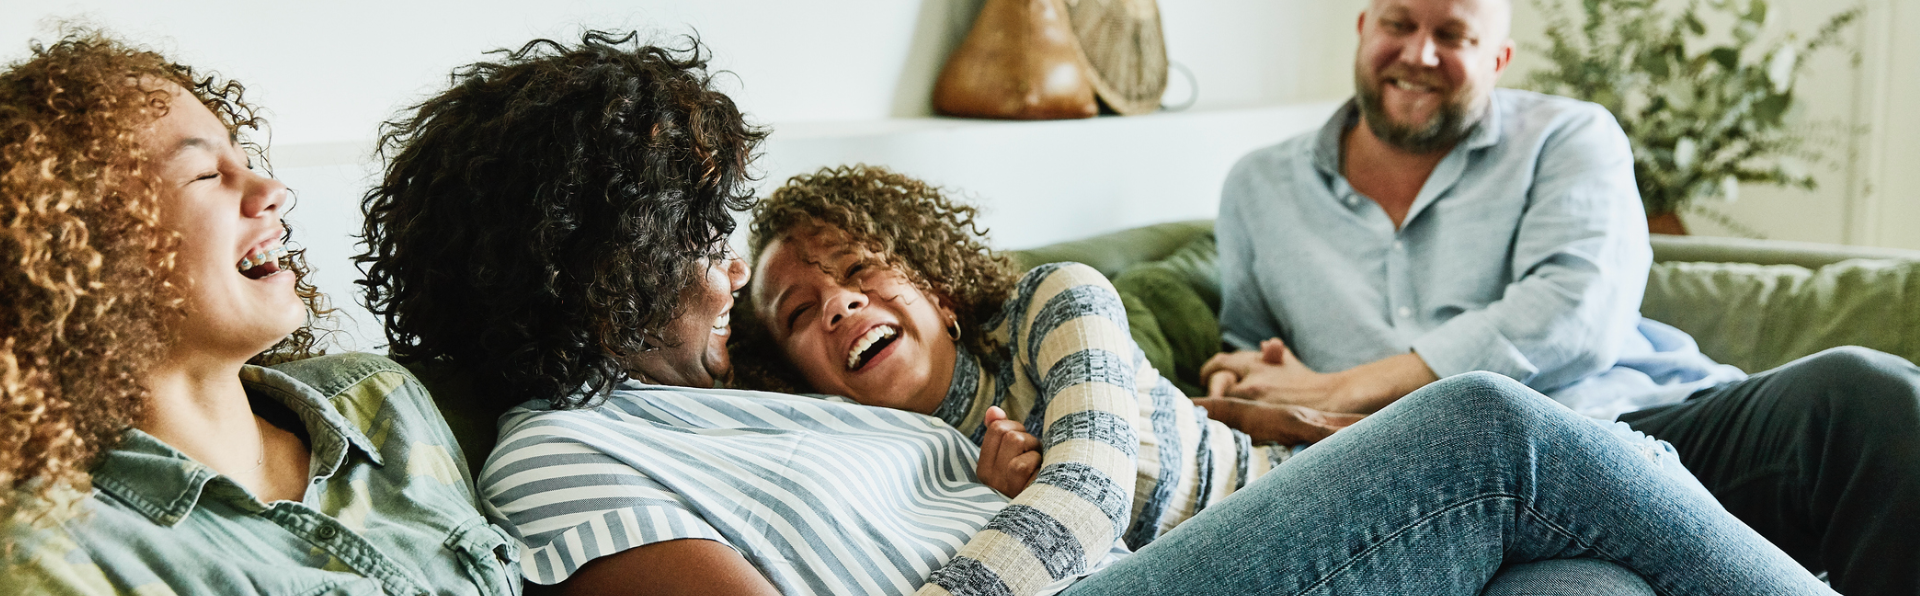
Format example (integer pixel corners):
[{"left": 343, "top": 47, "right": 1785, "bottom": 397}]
[{"left": 479, "top": 383, "right": 1123, "bottom": 595}]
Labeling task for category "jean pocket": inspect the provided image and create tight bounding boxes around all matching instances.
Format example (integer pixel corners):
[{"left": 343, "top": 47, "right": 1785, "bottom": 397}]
[{"left": 445, "top": 517, "right": 522, "bottom": 596}]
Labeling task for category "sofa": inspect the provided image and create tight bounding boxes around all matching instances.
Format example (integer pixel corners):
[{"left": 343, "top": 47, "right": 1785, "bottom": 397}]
[
  {"left": 1010, "top": 219, "right": 1920, "bottom": 398},
  {"left": 423, "top": 219, "right": 1920, "bottom": 475}
]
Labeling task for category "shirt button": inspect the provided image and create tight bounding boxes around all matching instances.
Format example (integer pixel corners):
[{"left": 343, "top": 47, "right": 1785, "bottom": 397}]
[
  {"left": 1393, "top": 240, "right": 1405, "bottom": 251},
  {"left": 1398, "top": 307, "right": 1413, "bottom": 318},
  {"left": 316, "top": 525, "right": 339, "bottom": 541}
]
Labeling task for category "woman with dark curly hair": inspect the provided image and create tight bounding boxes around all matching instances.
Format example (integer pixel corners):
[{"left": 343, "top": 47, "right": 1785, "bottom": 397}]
[
  {"left": 2, "top": 31, "right": 515, "bottom": 594},
  {"left": 357, "top": 31, "right": 759, "bottom": 413}
]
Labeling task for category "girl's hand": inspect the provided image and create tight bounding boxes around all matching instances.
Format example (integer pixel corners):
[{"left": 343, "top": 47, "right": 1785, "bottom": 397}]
[{"left": 977, "top": 406, "right": 1041, "bottom": 498}]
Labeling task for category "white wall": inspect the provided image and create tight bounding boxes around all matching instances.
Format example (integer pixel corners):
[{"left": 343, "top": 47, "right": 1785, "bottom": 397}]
[
  {"left": 2, "top": 0, "right": 1364, "bottom": 144},
  {"left": 2, "top": 0, "right": 1366, "bottom": 349},
  {"left": 8, "top": 0, "right": 1910, "bottom": 351}
]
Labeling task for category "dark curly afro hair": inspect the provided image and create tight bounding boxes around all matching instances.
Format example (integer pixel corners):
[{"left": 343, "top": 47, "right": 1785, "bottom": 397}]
[
  {"left": 356, "top": 31, "right": 765, "bottom": 409},
  {"left": 735, "top": 165, "right": 1017, "bottom": 393}
]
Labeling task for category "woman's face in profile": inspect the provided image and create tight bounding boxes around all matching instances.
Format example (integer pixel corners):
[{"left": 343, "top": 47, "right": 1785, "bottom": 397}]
[
  {"left": 145, "top": 85, "right": 305, "bottom": 360},
  {"left": 625, "top": 247, "right": 750, "bottom": 388},
  {"left": 751, "top": 227, "right": 956, "bottom": 414}
]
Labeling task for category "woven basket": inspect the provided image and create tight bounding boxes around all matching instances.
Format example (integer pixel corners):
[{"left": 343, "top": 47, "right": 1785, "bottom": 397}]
[{"left": 1065, "top": 0, "right": 1169, "bottom": 115}]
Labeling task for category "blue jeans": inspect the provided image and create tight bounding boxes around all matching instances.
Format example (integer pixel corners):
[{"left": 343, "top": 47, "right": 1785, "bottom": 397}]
[{"left": 1061, "top": 372, "right": 1830, "bottom": 595}]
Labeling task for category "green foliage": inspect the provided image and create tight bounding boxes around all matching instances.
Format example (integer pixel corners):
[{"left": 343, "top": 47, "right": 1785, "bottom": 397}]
[{"left": 1524, "top": 0, "right": 1861, "bottom": 217}]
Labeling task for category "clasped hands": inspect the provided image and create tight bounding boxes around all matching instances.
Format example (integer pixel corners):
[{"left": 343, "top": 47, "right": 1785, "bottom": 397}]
[
  {"left": 1195, "top": 338, "right": 1366, "bottom": 445},
  {"left": 976, "top": 339, "right": 1370, "bottom": 498}
]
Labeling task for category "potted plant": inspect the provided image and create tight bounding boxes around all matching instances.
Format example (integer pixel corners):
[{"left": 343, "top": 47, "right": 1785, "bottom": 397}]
[{"left": 1523, "top": 0, "right": 1861, "bottom": 235}]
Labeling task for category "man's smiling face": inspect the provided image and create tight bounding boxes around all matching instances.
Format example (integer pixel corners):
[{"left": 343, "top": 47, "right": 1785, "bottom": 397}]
[{"left": 1353, "top": 0, "right": 1513, "bottom": 153}]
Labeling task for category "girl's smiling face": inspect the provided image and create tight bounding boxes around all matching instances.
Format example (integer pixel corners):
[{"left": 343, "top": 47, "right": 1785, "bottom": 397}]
[
  {"left": 146, "top": 85, "right": 305, "bottom": 361},
  {"left": 751, "top": 226, "right": 956, "bottom": 414}
]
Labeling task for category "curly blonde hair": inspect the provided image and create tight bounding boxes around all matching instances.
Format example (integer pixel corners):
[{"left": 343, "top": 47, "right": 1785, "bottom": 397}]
[
  {"left": 739, "top": 165, "right": 1017, "bottom": 392},
  {"left": 0, "top": 30, "right": 328, "bottom": 530}
]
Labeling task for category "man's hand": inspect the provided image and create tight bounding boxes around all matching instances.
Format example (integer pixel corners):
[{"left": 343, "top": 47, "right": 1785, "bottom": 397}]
[
  {"left": 977, "top": 406, "right": 1040, "bottom": 498},
  {"left": 1201, "top": 338, "right": 1348, "bottom": 410},
  {"left": 1189, "top": 397, "right": 1365, "bottom": 445},
  {"left": 1201, "top": 338, "right": 1440, "bottom": 414}
]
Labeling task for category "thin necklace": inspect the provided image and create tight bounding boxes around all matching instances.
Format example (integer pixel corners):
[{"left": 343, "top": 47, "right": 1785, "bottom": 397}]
[{"left": 237, "top": 416, "right": 269, "bottom": 475}]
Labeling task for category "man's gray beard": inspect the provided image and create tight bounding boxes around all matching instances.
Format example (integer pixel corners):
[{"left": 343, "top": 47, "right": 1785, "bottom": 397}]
[{"left": 1354, "top": 74, "right": 1482, "bottom": 155}]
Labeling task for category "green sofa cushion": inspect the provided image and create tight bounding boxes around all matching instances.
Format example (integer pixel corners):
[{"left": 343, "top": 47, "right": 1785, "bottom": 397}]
[
  {"left": 1110, "top": 234, "right": 1222, "bottom": 394},
  {"left": 1011, "top": 220, "right": 1214, "bottom": 279},
  {"left": 1643, "top": 258, "right": 1920, "bottom": 373}
]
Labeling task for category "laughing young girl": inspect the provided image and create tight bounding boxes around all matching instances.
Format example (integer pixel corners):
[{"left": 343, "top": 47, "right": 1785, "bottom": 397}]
[{"left": 0, "top": 32, "right": 514, "bottom": 594}]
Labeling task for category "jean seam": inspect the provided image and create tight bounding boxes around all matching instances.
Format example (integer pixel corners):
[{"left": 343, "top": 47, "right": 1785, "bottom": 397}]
[{"left": 1290, "top": 493, "right": 1527, "bottom": 596}]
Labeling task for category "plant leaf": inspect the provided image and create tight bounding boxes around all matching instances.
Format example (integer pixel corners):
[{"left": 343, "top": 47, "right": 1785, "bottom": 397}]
[
  {"left": 1745, "top": 0, "right": 1768, "bottom": 25},
  {"left": 1710, "top": 47, "right": 1741, "bottom": 70},
  {"left": 1753, "top": 93, "right": 1790, "bottom": 125}
]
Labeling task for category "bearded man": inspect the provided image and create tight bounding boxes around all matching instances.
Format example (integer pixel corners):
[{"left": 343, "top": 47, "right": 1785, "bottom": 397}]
[{"left": 1200, "top": 0, "right": 1920, "bottom": 594}]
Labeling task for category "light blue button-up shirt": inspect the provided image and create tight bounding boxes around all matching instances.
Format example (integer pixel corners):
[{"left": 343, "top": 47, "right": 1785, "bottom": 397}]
[{"left": 1218, "top": 89, "right": 1746, "bottom": 419}]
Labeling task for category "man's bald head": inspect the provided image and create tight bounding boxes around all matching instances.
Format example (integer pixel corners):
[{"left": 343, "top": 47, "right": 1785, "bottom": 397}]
[
  {"left": 1366, "top": 0, "right": 1512, "bottom": 44},
  {"left": 1353, "top": 0, "right": 1516, "bottom": 153}
]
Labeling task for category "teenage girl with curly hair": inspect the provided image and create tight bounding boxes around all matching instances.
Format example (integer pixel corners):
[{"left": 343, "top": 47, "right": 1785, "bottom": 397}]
[
  {"left": 741, "top": 165, "right": 1362, "bottom": 550},
  {"left": 1, "top": 31, "right": 514, "bottom": 594}
]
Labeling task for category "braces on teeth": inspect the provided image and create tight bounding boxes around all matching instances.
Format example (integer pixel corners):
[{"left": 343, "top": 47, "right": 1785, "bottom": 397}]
[{"left": 237, "top": 246, "right": 290, "bottom": 272}]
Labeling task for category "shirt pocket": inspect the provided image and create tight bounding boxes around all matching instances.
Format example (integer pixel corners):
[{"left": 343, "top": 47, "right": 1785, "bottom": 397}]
[{"left": 445, "top": 516, "right": 522, "bottom": 596}]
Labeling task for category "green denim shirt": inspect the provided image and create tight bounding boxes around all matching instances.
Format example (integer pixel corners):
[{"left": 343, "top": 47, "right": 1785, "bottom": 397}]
[{"left": 5, "top": 353, "right": 518, "bottom": 596}]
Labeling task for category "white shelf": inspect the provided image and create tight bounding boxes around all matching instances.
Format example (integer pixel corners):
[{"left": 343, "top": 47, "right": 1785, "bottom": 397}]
[
  {"left": 755, "top": 100, "right": 1344, "bottom": 250},
  {"left": 767, "top": 100, "right": 1344, "bottom": 141}
]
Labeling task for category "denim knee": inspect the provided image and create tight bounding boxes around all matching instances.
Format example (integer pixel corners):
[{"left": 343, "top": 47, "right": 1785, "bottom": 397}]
[
  {"left": 1480, "top": 559, "right": 1656, "bottom": 596},
  {"left": 1415, "top": 371, "right": 1547, "bottom": 418}
]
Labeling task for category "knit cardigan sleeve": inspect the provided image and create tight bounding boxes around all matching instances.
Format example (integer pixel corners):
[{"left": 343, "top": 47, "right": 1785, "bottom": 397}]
[{"left": 921, "top": 262, "right": 1140, "bottom": 596}]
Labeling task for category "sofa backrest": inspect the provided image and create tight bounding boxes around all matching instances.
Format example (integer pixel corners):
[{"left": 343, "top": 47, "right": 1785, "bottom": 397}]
[{"left": 1010, "top": 220, "right": 1920, "bottom": 388}]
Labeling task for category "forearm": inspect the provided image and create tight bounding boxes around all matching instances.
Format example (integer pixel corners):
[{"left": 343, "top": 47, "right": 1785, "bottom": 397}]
[
  {"left": 542, "top": 539, "right": 780, "bottom": 596},
  {"left": 1331, "top": 352, "right": 1439, "bottom": 413}
]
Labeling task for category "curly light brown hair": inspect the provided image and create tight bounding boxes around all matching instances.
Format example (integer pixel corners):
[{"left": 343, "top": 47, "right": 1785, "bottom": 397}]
[
  {"left": 739, "top": 165, "right": 1017, "bottom": 392},
  {"left": 0, "top": 30, "right": 328, "bottom": 530}
]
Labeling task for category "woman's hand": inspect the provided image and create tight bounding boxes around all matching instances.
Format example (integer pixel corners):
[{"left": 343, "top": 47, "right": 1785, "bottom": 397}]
[
  {"left": 977, "top": 406, "right": 1041, "bottom": 498},
  {"left": 1189, "top": 397, "right": 1365, "bottom": 445}
]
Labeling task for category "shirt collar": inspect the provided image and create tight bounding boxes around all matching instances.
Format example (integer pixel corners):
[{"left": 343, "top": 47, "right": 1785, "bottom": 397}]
[
  {"left": 1311, "top": 92, "right": 1506, "bottom": 176},
  {"left": 931, "top": 347, "right": 983, "bottom": 430},
  {"left": 90, "top": 364, "right": 386, "bottom": 526}
]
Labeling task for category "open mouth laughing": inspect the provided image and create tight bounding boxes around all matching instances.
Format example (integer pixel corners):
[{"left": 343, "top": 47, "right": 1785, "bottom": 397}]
[
  {"left": 1388, "top": 77, "right": 1438, "bottom": 93},
  {"left": 846, "top": 324, "right": 899, "bottom": 370},
  {"left": 236, "top": 242, "right": 290, "bottom": 280}
]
